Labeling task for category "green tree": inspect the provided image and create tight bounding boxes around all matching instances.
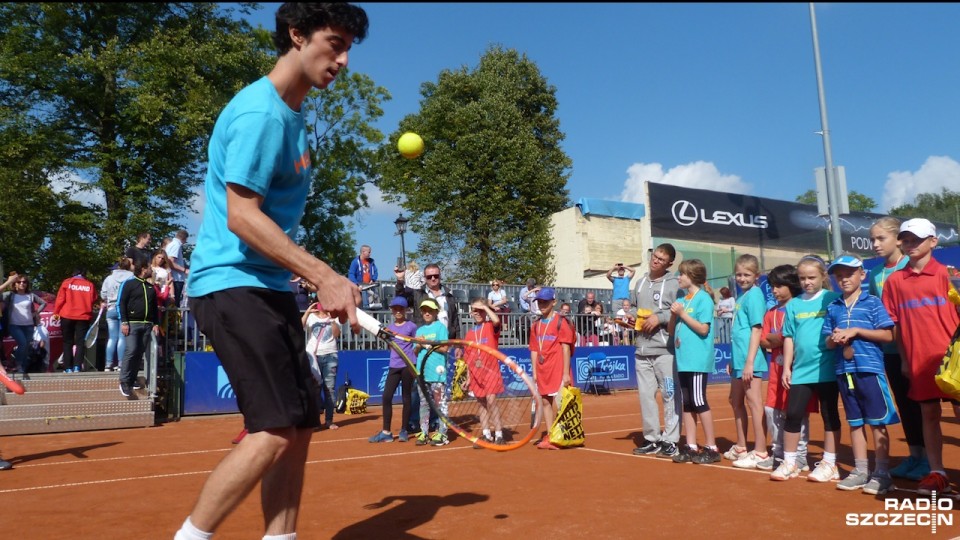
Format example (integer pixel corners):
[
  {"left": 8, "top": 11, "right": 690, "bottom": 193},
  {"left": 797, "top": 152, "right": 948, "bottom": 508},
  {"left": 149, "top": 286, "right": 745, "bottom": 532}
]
[
  {"left": 0, "top": 3, "right": 273, "bottom": 288},
  {"left": 795, "top": 189, "right": 877, "bottom": 213},
  {"left": 889, "top": 188, "right": 960, "bottom": 231},
  {"left": 377, "top": 46, "right": 571, "bottom": 284},
  {"left": 299, "top": 69, "right": 391, "bottom": 275}
]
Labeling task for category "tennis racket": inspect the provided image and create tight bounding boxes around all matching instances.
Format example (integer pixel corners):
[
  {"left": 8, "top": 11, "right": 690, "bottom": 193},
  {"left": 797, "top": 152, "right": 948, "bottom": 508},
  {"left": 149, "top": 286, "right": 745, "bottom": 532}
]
[
  {"left": 0, "top": 369, "right": 25, "bottom": 395},
  {"left": 84, "top": 305, "right": 106, "bottom": 349},
  {"left": 355, "top": 310, "right": 540, "bottom": 451}
]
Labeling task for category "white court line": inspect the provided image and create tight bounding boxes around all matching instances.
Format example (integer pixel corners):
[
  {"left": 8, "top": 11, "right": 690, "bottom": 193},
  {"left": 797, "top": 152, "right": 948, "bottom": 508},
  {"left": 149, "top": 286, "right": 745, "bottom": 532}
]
[
  {"left": 11, "top": 415, "right": 736, "bottom": 471},
  {"left": 0, "top": 446, "right": 469, "bottom": 495}
]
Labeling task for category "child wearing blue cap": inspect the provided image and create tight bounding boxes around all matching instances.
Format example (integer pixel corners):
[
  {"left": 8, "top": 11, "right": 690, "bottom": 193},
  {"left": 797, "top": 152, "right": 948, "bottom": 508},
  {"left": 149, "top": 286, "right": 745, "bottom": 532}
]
[{"left": 823, "top": 254, "right": 899, "bottom": 495}]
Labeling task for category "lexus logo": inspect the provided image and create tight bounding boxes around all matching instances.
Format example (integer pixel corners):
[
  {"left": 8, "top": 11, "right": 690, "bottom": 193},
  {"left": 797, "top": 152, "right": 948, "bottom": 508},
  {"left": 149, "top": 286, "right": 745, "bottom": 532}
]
[{"left": 671, "top": 200, "right": 698, "bottom": 227}]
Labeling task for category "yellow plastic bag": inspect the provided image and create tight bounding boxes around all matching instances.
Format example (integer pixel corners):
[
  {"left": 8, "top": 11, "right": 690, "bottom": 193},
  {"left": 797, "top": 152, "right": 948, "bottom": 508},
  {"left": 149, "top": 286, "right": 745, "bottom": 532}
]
[
  {"left": 344, "top": 388, "right": 370, "bottom": 415},
  {"left": 935, "top": 325, "right": 960, "bottom": 400},
  {"left": 450, "top": 359, "right": 468, "bottom": 401},
  {"left": 549, "top": 386, "right": 585, "bottom": 447}
]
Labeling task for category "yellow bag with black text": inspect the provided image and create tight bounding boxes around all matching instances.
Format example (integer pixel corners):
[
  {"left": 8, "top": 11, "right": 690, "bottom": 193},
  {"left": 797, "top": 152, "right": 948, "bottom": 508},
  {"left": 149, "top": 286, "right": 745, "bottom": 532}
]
[
  {"left": 935, "top": 324, "right": 960, "bottom": 400},
  {"left": 450, "top": 358, "right": 468, "bottom": 401},
  {"left": 548, "top": 386, "right": 585, "bottom": 447},
  {"left": 344, "top": 388, "right": 370, "bottom": 415}
]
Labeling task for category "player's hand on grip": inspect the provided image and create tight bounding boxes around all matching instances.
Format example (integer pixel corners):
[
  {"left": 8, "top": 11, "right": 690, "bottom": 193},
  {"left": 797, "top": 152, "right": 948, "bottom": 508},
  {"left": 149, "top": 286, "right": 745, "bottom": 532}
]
[{"left": 310, "top": 264, "right": 361, "bottom": 332}]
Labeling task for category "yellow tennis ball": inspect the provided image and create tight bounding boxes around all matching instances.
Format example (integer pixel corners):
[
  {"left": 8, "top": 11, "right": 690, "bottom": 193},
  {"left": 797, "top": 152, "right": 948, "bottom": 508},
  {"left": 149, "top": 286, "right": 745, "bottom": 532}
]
[{"left": 397, "top": 132, "right": 424, "bottom": 159}]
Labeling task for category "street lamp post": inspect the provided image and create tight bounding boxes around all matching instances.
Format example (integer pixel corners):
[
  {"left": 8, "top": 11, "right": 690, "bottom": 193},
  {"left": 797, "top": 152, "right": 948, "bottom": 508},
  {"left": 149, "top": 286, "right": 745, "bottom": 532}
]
[{"left": 394, "top": 213, "right": 409, "bottom": 271}]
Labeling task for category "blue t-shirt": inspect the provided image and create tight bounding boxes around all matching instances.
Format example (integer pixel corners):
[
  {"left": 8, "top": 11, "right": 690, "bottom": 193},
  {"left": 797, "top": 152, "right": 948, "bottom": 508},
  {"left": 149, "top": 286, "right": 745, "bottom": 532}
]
[
  {"left": 188, "top": 77, "right": 312, "bottom": 298},
  {"left": 388, "top": 320, "right": 418, "bottom": 369},
  {"left": 731, "top": 285, "right": 768, "bottom": 372},
  {"left": 674, "top": 289, "right": 715, "bottom": 373},
  {"left": 783, "top": 290, "right": 842, "bottom": 384},
  {"left": 416, "top": 321, "right": 449, "bottom": 383},
  {"left": 611, "top": 275, "right": 632, "bottom": 300},
  {"left": 822, "top": 291, "right": 893, "bottom": 375}
]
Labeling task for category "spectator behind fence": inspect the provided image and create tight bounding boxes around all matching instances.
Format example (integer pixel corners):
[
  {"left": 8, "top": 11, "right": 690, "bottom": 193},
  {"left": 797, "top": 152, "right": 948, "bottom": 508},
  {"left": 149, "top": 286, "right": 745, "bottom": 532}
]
[
  {"left": 487, "top": 279, "right": 509, "bottom": 313},
  {"left": 607, "top": 262, "right": 636, "bottom": 301},
  {"left": 716, "top": 286, "right": 735, "bottom": 342},
  {"left": 165, "top": 229, "right": 189, "bottom": 308},
  {"left": 348, "top": 244, "right": 378, "bottom": 308},
  {"left": 125, "top": 232, "right": 153, "bottom": 263}
]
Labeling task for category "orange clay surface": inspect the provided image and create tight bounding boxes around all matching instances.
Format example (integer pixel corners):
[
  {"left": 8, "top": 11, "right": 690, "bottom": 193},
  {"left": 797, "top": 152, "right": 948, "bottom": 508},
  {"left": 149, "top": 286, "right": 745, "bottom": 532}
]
[{"left": 1, "top": 385, "right": 959, "bottom": 539}]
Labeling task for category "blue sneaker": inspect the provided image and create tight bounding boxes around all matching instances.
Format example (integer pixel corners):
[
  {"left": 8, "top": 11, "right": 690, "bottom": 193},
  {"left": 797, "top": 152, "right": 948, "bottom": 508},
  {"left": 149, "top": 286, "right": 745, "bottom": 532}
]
[
  {"left": 368, "top": 431, "right": 394, "bottom": 443},
  {"left": 890, "top": 456, "right": 926, "bottom": 480},
  {"left": 398, "top": 430, "right": 409, "bottom": 442},
  {"left": 906, "top": 456, "right": 930, "bottom": 482}
]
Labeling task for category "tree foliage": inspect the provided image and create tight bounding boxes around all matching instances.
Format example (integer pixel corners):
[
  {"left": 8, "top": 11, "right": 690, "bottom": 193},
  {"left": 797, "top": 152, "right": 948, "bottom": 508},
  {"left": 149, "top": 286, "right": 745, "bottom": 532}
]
[
  {"left": 299, "top": 69, "right": 391, "bottom": 275},
  {"left": 0, "top": 3, "right": 272, "bottom": 289},
  {"left": 377, "top": 46, "right": 571, "bottom": 284},
  {"left": 889, "top": 188, "right": 960, "bottom": 230},
  {"left": 795, "top": 189, "right": 876, "bottom": 213}
]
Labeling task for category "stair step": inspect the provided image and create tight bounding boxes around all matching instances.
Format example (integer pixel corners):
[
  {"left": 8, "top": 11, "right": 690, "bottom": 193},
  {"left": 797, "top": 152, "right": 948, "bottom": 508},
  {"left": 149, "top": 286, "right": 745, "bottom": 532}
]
[
  {"left": 0, "top": 411, "right": 156, "bottom": 435},
  {"left": 4, "top": 389, "right": 130, "bottom": 406},
  {"left": 11, "top": 373, "right": 131, "bottom": 393},
  {"left": 0, "top": 399, "right": 152, "bottom": 420}
]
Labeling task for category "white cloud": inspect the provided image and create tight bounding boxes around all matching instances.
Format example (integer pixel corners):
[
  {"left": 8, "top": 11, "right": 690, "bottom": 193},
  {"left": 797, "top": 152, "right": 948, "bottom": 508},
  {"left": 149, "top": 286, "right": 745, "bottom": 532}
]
[
  {"left": 620, "top": 161, "right": 751, "bottom": 203},
  {"left": 881, "top": 155, "right": 960, "bottom": 212},
  {"left": 49, "top": 170, "right": 106, "bottom": 209}
]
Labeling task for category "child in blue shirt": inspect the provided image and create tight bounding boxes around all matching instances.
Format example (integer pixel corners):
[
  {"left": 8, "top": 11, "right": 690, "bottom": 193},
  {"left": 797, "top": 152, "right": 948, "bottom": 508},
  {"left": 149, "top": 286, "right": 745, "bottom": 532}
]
[
  {"left": 823, "top": 255, "right": 898, "bottom": 495},
  {"left": 415, "top": 299, "right": 450, "bottom": 446},
  {"left": 668, "top": 259, "right": 720, "bottom": 464}
]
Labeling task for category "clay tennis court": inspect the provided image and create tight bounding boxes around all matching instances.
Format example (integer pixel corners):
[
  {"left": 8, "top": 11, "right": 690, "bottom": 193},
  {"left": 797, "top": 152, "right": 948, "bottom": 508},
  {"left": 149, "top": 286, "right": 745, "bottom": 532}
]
[{"left": 2, "top": 385, "right": 958, "bottom": 539}]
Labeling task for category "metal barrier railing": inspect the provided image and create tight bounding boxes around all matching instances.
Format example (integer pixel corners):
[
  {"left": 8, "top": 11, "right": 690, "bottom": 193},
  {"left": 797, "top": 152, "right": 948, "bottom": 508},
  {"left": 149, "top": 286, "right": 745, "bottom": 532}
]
[{"left": 155, "top": 305, "right": 733, "bottom": 420}]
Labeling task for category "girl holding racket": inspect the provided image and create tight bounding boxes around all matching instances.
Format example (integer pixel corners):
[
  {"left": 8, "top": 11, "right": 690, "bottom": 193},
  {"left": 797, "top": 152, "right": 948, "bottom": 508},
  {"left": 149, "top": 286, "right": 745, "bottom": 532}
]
[
  {"left": 464, "top": 298, "right": 506, "bottom": 446},
  {"left": 369, "top": 296, "right": 418, "bottom": 443},
  {"left": 415, "top": 299, "right": 451, "bottom": 446}
]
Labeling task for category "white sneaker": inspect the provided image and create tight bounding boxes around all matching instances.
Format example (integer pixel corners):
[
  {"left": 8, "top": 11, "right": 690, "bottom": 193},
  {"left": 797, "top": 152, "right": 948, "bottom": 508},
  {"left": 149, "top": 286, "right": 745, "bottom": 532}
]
[
  {"left": 770, "top": 461, "right": 800, "bottom": 481},
  {"left": 723, "top": 445, "right": 748, "bottom": 461},
  {"left": 807, "top": 461, "right": 840, "bottom": 482},
  {"left": 732, "top": 450, "right": 770, "bottom": 469}
]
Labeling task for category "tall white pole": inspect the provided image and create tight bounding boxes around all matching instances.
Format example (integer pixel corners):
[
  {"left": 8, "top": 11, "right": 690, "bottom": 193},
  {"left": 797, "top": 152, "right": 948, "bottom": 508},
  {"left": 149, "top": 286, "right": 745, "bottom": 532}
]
[{"left": 809, "top": 3, "right": 843, "bottom": 260}]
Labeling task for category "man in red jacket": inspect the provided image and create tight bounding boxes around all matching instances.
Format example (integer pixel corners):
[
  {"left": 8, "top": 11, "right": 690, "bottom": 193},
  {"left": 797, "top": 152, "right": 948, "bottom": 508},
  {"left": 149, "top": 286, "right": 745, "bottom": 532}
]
[{"left": 52, "top": 268, "right": 97, "bottom": 373}]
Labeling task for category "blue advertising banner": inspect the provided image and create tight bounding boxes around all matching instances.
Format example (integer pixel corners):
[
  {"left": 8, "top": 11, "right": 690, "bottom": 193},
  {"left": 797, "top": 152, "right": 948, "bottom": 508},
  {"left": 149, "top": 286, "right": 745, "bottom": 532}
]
[
  {"left": 183, "top": 352, "right": 239, "bottom": 415},
  {"left": 182, "top": 345, "right": 748, "bottom": 415}
]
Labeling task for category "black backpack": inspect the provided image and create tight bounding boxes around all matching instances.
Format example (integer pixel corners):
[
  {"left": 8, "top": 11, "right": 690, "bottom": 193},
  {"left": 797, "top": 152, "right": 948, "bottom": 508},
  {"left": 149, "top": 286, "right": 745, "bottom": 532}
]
[{"left": 334, "top": 373, "right": 351, "bottom": 414}]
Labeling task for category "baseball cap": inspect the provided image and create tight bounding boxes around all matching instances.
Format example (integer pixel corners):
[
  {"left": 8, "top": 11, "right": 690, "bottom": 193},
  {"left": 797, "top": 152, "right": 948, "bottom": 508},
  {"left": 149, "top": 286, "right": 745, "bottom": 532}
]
[
  {"left": 898, "top": 218, "right": 936, "bottom": 240},
  {"left": 535, "top": 287, "right": 556, "bottom": 301},
  {"left": 419, "top": 299, "right": 440, "bottom": 311},
  {"left": 828, "top": 254, "right": 863, "bottom": 274},
  {"left": 389, "top": 296, "right": 408, "bottom": 308}
]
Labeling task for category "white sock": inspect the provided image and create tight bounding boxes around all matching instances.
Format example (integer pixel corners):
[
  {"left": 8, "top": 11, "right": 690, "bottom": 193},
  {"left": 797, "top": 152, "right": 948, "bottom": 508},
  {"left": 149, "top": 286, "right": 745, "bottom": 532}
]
[
  {"left": 784, "top": 451, "right": 797, "bottom": 468},
  {"left": 174, "top": 517, "right": 213, "bottom": 540},
  {"left": 823, "top": 452, "right": 836, "bottom": 466},
  {"left": 263, "top": 534, "right": 296, "bottom": 540},
  {"left": 483, "top": 429, "right": 492, "bottom": 438},
  {"left": 495, "top": 430, "right": 503, "bottom": 438}
]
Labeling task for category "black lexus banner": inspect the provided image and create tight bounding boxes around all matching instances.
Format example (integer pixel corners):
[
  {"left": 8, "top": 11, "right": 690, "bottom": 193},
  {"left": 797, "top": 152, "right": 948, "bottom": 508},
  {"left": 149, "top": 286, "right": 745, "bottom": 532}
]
[{"left": 648, "top": 182, "right": 958, "bottom": 254}]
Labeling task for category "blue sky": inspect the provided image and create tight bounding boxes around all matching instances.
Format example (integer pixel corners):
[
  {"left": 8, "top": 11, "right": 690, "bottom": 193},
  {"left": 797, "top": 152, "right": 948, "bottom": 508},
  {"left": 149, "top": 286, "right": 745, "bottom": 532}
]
[{"left": 222, "top": 2, "right": 960, "bottom": 271}]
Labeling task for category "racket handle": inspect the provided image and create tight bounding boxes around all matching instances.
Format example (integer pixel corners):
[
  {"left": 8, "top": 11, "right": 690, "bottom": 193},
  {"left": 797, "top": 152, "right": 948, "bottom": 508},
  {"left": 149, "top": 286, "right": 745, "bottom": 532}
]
[{"left": 355, "top": 309, "right": 382, "bottom": 335}]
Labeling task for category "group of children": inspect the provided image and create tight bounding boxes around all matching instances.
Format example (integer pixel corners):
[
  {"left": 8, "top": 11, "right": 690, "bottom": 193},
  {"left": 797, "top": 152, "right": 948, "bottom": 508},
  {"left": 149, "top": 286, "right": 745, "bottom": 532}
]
[{"left": 662, "top": 216, "right": 958, "bottom": 496}]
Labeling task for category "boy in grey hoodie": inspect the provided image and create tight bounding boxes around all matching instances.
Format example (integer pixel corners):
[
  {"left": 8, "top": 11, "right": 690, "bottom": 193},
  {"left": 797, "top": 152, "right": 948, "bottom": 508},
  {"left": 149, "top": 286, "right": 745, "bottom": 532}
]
[{"left": 631, "top": 244, "right": 682, "bottom": 458}]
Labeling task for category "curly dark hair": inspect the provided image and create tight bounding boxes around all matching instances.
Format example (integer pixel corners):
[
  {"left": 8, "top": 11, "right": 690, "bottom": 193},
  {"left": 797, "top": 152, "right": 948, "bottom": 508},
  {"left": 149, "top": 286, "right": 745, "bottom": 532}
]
[{"left": 274, "top": 3, "right": 369, "bottom": 55}]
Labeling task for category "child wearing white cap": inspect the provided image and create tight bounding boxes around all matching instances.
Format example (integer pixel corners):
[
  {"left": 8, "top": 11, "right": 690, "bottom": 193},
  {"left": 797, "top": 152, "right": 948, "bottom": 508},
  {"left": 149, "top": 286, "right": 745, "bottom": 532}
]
[{"left": 881, "top": 218, "right": 960, "bottom": 495}]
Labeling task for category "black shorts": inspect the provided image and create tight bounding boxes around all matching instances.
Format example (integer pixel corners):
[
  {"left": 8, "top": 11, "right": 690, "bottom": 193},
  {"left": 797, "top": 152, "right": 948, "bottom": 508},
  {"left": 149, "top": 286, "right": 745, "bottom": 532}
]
[
  {"left": 679, "top": 372, "right": 710, "bottom": 414},
  {"left": 190, "top": 287, "right": 320, "bottom": 432}
]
